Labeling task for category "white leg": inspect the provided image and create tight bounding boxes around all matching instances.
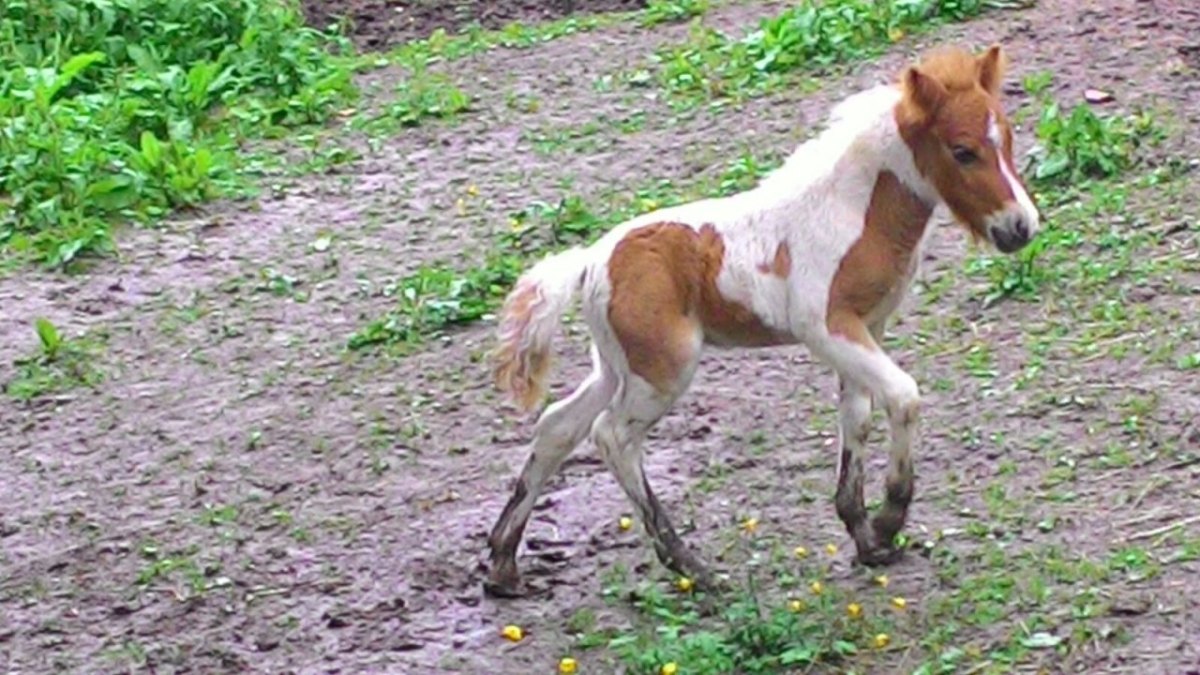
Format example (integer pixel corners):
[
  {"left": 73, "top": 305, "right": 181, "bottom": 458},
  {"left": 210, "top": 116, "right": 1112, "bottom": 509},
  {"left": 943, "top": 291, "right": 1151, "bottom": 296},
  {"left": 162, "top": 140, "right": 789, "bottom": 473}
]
[
  {"left": 834, "top": 376, "right": 875, "bottom": 556},
  {"left": 591, "top": 372, "right": 718, "bottom": 586},
  {"left": 812, "top": 329, "right": 920, "bottom": 564},
  {"left": 485, "top": 349, "right": 617, "bottom": 596}
]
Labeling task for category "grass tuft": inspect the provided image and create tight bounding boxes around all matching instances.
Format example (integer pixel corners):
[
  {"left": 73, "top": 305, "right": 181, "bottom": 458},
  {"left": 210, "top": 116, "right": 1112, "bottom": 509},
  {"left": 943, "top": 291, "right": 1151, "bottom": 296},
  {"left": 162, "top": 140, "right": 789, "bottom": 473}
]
[
  {"left": 0, "top": 0, "right": 357, "bottom": 269},
  {"left": 641, "top": 0, "right": 1006, "bottom": 109}
]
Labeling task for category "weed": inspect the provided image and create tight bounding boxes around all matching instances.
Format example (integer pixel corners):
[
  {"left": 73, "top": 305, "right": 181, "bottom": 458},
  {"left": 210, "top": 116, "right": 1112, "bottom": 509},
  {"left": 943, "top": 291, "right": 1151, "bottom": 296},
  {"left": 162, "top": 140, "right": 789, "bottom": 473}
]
[
  {"left": 643, "top": 0, "right": 1004, "bottom": 109},
  {"left": 641, "top": 0, "right": 710, "bottom": 27},
  {"left": 378, "top": 0, "right": 715, "bottom": 73},
  {"left": 0, "top": 0, "right": 356, "bottom": 268},
  {"left": 373, "top": 64, "right": 471, "bottom": 129},
  {"left": 1027, "top": 103, "right": 1160, "bottom": 185},
  {"left": 595, "top": 529, "right": 902, "bottom": 673},
  {"left": 348, "top": 254, "right": 525, "bottom": 349},
  {"left": 966, "top": 82, "right": 1165, "bottom": 305},
  {"left": 6, "top": 318, "right": 105, "bottom": 400}
]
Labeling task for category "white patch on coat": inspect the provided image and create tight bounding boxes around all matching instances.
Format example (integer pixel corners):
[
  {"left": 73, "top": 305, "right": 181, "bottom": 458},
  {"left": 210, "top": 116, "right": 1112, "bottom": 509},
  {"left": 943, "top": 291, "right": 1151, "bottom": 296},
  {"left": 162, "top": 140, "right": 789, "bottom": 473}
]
[{"left": 987, "top": 112, "right": 1040, "bottom": 233}]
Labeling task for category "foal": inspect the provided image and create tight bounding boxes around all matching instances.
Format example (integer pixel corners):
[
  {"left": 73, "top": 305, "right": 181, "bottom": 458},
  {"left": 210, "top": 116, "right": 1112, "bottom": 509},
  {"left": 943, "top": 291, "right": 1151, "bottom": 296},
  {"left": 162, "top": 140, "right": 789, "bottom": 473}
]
[{"left": 484, "top": 45, "right": 1039, "bottom": 596}]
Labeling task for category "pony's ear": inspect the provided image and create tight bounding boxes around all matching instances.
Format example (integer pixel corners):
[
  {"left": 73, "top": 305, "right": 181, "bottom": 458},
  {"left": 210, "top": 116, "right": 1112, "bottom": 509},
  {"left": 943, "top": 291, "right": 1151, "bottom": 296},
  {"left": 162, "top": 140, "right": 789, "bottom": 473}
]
[
  {"left": 903, "top": 65, "right": 948, "bottom": 115},
  {"left": 976, "top": 44, "right": 1006, "bottom": 96}
]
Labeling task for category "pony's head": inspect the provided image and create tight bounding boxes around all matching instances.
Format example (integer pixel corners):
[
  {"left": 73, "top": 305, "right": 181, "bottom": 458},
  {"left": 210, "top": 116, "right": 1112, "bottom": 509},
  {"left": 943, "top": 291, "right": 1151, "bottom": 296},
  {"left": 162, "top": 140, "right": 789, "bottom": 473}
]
[{"left": 896, "top": 45, "right": 1039, "bottom": 253}]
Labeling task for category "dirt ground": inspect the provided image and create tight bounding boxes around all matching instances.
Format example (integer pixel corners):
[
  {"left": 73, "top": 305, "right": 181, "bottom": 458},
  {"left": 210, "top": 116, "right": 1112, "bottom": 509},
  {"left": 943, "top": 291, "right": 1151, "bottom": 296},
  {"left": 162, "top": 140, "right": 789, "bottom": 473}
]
[
  {"left": 301, "top": 0, "right": 647, "bottom": 49},
  {"left": 2, "top": 0, "right": 1199, "bottom": 673}
]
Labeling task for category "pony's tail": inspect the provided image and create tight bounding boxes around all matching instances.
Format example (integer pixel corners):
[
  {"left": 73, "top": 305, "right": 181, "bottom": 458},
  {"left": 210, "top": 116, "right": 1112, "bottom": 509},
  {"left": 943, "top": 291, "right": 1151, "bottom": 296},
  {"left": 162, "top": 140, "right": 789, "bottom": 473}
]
[{"left": 492, "top": 246, "right": 591, "bottom": 412}]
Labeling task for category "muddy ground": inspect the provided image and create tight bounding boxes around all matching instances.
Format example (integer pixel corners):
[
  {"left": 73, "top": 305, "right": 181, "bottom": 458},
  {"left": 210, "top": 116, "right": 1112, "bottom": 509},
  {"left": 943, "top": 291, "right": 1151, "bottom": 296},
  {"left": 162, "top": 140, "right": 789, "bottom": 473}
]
[
  {"left": 2, "top": 0, "right": 1200, "bottom": 673},
  {"left": 301, "top": 0, "right": 647, "bottom": 49}
]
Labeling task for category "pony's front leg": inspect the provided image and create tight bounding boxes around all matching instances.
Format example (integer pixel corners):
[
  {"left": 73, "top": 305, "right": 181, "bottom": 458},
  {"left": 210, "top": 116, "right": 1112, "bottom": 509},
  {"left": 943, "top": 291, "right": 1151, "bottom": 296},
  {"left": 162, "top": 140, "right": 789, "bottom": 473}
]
[
  {"left": 871, "top": 376, "right": 919, "bottom": 554},
  {"left": 817, "top": 317, "right": 921, "bottom": 565},
  {"left": 834, "top": 376, "right": 877, "bottom": 560}
]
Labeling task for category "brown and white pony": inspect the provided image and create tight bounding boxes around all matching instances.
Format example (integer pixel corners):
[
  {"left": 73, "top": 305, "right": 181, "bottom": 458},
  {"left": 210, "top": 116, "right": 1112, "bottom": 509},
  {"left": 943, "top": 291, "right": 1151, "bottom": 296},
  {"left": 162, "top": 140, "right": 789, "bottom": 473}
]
[{"left": 484, "top": 45, "right": 1039, "bottom": 596}]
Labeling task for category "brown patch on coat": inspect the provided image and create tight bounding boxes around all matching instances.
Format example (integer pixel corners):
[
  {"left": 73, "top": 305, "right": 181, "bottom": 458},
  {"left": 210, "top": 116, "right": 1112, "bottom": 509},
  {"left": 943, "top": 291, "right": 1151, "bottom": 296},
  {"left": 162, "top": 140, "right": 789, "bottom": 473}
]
[
  {"left": 893, "top": 45, "right": 1028, "bottom": 242},
  {"left": 826, "top": 171, "right": 933, "bottom": 347},
  {"left": 607, "top": 222, "right": 791, "bottom": 392},
  {"left": 756, "top": 242, "right": 792, "bottom": 278}
]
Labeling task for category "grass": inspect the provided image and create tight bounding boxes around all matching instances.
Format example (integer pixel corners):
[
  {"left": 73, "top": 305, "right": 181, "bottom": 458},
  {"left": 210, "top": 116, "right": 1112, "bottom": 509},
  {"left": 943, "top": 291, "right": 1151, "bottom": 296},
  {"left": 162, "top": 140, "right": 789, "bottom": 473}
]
[
  {"left": 370, "top": 0, "right": 714, "bottom": 72},
  {"left": 369, "top": 63, "right": 472, "bottom": 130},
  {"left": 963, "top": 72, "right": 1169, "bottom": 306},
  {"left": 641, "top": 0, "right": 711, "bottom": 27},
  {"left": 0, "top": 0, "right": 357, "bottom": 270},
  {"left": 632, "top": 0, "right": 1016, "bottom": 109},
  {"left": 563, "top": 442, "right": 1200, "bottom": 674},
  {"left": 571, "top": 534, "right": 906, "bottom": 674},
  {"left": 0, "top": 0, "right": 718, "bottom": 273},
  {"left": 5, "top": 317, "right": 105, "bottom": 401},
  {"left": 559, "top": 507, "right": 1186, "bottom": 673}
]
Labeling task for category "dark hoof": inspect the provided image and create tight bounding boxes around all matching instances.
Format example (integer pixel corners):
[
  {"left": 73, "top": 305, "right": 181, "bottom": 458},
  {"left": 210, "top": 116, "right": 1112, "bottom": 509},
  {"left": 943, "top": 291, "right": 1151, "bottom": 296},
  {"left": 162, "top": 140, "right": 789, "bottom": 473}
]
[
  {"left": 670, "top": 558, "right": 728, "bottom": 595},
  {"left": 691, "top": 569, "right": 729, "bottom": 594},
  {"left": 855, "top": 545, "right": 904, "bottom": 567},
  {"left": 483, "top": 575, "right": 527, "bottom": 598},
  {"left": 483, "top": 562, "right": 526, "bottom": 598}
]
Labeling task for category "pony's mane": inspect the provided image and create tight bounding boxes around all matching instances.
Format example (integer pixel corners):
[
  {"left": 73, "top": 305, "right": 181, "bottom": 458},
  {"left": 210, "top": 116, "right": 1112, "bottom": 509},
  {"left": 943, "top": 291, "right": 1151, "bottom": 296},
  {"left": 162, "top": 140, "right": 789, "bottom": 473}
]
[
  {"left": 754, "top": 82, "right": 901, "bottom": 194},
  {"left": 825, "top": 82, "right": 903, "bottom": 131}
]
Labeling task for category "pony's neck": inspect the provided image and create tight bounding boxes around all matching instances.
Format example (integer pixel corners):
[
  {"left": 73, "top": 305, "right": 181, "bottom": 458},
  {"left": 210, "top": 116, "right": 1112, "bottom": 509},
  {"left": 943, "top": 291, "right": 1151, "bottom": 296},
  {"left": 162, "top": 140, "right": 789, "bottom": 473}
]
[{"left": 752, "top": 84, "right": 940, "bottom": 214}]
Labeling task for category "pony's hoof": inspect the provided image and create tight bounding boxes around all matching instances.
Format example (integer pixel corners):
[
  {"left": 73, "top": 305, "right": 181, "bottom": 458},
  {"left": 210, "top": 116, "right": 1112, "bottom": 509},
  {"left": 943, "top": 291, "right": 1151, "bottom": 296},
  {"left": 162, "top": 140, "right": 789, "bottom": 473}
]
[
  {"left": 855, "top": 545, "right": 904, "bottom": 567},
  {"left": 692, "top": 569, "right": 730, "bottom": 594},
  {"left": 483, "top": 577, "right": 527, "bottom": 598},
  {"left": 483, "top": 565, "right": 526, "bottom": 598}
]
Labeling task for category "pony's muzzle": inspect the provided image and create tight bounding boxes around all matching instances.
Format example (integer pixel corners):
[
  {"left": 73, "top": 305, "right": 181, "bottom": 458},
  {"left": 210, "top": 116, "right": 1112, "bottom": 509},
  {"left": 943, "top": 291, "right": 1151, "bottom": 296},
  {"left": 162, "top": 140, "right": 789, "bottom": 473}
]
[{"left": 987, "top": 205, "right": 1038, "bottom": 253}]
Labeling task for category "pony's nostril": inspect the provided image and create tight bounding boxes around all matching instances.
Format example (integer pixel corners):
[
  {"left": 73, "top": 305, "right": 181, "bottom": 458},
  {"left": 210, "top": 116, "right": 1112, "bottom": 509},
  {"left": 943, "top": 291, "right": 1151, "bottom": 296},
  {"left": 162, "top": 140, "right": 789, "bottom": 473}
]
[{"left": 1013, "top": 216, "right": 1030, "bottom": 241}]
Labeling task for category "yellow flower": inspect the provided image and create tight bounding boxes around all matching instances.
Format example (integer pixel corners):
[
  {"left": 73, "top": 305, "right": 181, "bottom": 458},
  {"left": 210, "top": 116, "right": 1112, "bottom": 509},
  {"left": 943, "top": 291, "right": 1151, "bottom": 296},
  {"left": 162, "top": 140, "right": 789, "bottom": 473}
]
[
  {"left": 793, "top": 545, "right": 809, "bottom": 559},
  {"left": 809, "top": 580, "right": 824, "bottom": 595},
  {"left": 508, "top": 218, "right": 521, "bottom": 229},
  {"left": 661, "top": 663, "right": 678, "bottom": 675},
  {"left": 891, "top": 596, "right": 908, "bottom": 610},
  {"left": 874, "top": 633, "right": 891, "bottom": 649},
  {"left": 846, "top": 602, "right": 863, "bottom": 619},
  {"left": 455, "top": 198, "right": 466, "bottom": 215},
  {"left": 675, "top": 577, "right": 694, "bottom": 593},
  {"left": 874, "top": 574, "right": 889, "bottom": 588},
  {"left": 467, "top": 184, "right": 479, "bottom": 197},
  {"left": 618, "top": 516, "right": 633, "bottom": 531},
  {"left": 825, "top": 543, "right": 838, "bottom": 556},
  {"left": 559, "top": 657, "right": 578, "bottom": 673},
  {"left": 788, "top": 599, "right": 805, "bottom": 612},
  {"left": 501, "top": 624, "right": 524, "bottom": 642},
  {"left": 741, "top": 517, "right": 759, "bottom": 534},
  {"left": 888, "top": 28, "right": 905, "bottom": 42}
]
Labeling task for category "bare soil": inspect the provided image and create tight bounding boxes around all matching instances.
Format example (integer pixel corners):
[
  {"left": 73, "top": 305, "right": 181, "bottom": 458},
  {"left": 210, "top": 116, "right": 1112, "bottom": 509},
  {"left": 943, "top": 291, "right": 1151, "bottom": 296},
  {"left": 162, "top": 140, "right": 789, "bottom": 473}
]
[
  {"left": 301, "top": 0, "right": 647, "bottom": 50},
  {"left": 2, "top": 0, "right": 1199, "bottom": 673}
]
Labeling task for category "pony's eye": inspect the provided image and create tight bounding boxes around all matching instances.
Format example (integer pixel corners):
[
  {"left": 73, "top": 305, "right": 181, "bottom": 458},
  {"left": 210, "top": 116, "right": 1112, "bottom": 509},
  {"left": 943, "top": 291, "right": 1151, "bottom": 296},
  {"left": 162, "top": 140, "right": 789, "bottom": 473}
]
[{"left": 952, "top": 145, "right": 977, "bottom": 165}]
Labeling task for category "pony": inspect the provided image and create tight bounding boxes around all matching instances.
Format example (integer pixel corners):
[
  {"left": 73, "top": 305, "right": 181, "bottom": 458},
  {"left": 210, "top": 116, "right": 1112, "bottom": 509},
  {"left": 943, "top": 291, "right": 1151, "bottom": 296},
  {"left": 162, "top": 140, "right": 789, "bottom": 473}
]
[{"left": 483, "top": 44, "right": 1039, "bottom": 596}]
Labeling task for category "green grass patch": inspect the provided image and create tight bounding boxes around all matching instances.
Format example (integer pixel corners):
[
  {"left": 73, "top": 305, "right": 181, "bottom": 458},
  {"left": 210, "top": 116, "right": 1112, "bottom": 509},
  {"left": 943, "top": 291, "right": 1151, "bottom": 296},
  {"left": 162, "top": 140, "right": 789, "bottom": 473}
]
[
  {"left": 370, "top": 63, "right": 472, "bottom": 130},
  {"left": 5, "top": 318, "right": 105, "bottom": 401},
  {"left": 964, "top": 74, "right": 1170, "bottom": 305},
  {"left": 633, "top": 0, "right": 1015, "bottom": 109},
  {"left": 641, "top": 0, "right": 711, "bottom": 27},
  {"left": 1, "top": 0, "right": 357, "bottom": 269},
  {"left": 371, "top": 0, "right": 714, "bottom": 73}
]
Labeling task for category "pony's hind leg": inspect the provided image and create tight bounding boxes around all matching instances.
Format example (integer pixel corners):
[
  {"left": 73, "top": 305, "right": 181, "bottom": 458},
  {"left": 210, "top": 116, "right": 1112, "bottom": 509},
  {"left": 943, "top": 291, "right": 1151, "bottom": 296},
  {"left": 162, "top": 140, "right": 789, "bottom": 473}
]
[
  {"left": 592, "top": 371, "right": 719, "bottom": 589},
  {"left": 485, "top": 348, "right": 617, "bottom": 597}
]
